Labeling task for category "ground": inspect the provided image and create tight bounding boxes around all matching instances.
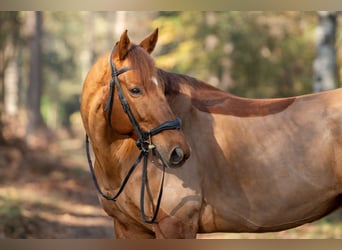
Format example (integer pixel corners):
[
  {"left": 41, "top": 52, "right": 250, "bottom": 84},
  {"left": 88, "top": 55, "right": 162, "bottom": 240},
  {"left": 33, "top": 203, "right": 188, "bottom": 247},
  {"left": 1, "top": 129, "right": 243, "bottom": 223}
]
[
  {"left": 1, "top": 127, "right": 342, "bottom": 239},
  {"left": 0, "top": 130, "right": 114, "bottom": 238}
]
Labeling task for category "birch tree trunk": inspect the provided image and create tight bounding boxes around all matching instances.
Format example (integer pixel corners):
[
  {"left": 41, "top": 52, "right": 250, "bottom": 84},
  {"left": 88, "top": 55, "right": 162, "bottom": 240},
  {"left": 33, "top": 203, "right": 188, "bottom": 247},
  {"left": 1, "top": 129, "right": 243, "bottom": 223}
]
[
  {"left": 313, "top": 11, "right": 337, "bottom": 92},
  {"left": 0, "top": 12, "right": 20, "bottom": 143}
]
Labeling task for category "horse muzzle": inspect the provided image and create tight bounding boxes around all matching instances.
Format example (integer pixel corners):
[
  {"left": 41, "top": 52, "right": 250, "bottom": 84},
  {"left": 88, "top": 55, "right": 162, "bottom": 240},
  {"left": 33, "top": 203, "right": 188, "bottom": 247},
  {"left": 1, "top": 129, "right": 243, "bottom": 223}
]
[{"left": 143, "top": 117, "right": 191, "bottom": 168}]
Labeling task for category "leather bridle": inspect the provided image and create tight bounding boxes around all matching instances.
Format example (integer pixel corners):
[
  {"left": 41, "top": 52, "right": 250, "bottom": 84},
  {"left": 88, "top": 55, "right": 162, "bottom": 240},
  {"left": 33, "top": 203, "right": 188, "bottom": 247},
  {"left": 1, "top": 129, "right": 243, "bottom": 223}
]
[{"left": 85, "top": 45, "right": 182, "bottom": 224}]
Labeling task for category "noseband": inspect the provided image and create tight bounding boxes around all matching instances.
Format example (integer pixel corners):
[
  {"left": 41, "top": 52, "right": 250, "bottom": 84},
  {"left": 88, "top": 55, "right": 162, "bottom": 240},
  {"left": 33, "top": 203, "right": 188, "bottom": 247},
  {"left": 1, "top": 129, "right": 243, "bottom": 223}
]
[{"left": 85, "top": 45, "right": 182, "bottom": 224}]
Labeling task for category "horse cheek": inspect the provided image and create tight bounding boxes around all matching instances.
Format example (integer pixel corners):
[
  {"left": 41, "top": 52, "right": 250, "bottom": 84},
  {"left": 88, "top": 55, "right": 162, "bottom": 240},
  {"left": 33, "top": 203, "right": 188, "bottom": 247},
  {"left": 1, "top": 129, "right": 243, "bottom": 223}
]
[{"left": 111, "top": 110, "right": 133, "bottom": 135}]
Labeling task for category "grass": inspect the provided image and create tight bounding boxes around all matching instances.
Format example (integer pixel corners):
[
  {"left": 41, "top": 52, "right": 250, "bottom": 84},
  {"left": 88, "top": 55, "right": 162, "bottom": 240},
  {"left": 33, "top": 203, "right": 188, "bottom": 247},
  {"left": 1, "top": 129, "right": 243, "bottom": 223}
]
[
  {"left": 0, "top": 196, "right": 22, "bottom": 224},
  {"left": 0, "top": 193, "right": 24, "bottom": 238}
]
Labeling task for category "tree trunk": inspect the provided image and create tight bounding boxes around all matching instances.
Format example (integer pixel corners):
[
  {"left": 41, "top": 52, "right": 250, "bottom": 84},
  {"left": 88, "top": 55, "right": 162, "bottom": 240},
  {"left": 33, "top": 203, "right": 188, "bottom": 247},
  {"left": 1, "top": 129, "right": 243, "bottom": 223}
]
[
  {"left": 4, "top": 53, "right": 19, "bottom": 117},
  {"left": 26, "top": 11, "right": 45, "bottom": 136},
  {"left": 0, "top": 12, "right": 20, "bottom": 143},
  {"left": 313, "top": 11, "right": 337, "bottom": 92}
]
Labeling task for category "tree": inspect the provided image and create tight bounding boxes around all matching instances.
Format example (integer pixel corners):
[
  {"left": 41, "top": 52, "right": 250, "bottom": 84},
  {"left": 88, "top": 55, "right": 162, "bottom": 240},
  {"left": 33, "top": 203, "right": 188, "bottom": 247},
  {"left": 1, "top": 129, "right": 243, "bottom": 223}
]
[
  {"left": 313, "top": 11, "right": 338, "bottom": 92},
  {"left": 26, "top": 11, "right": 45, "bottom": 137},
  {"left": 0, "top": 12, "right": 21, "bottom": 143}
]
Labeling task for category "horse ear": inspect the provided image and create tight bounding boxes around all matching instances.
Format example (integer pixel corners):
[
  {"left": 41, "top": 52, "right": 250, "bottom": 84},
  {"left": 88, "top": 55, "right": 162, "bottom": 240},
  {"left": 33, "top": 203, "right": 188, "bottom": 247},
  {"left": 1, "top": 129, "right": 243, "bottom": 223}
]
[
  {"left": 139, "top": 28, "right": 158, "bottom": 54},
  {"left": 117, "top": 30, "right": 131, "bottom": 60}
]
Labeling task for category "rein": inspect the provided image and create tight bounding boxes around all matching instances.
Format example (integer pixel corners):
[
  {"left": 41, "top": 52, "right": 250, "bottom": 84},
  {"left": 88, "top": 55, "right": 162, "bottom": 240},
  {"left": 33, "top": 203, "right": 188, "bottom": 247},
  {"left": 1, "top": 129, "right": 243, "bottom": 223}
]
[{"left": 85, "top": 46, "right": 181, "bottom": 224}]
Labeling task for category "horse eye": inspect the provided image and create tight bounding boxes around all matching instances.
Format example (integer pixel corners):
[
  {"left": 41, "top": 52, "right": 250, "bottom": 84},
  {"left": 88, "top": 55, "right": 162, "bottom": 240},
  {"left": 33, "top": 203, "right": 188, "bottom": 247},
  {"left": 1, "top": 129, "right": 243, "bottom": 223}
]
[{"left": 129, "top": 87, "right": 142, "bottom": 95}]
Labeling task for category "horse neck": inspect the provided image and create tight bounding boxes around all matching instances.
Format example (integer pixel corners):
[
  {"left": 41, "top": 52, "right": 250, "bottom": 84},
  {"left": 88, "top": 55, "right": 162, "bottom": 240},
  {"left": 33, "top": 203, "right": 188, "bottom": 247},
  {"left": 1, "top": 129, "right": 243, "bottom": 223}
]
[
  {"left": 92, "top": 122, "right": 138, "bottom": 191},
  {"left": 159, "top": 68, "right": 297, "bottom": 118}
]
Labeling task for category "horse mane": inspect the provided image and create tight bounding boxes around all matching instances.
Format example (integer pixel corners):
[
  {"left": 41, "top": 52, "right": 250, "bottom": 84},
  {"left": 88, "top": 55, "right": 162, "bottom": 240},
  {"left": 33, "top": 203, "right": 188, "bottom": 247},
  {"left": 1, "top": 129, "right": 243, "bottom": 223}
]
[{"left": 157, "top": 68, "right": 296, "bottom": 117}]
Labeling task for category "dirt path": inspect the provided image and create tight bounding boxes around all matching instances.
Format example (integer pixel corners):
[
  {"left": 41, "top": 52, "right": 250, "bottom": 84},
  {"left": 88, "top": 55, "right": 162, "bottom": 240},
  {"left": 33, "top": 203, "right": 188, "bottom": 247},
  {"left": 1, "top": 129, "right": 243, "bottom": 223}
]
[{"left": 0, "top": 136, "right": 114, "bottom": 238}]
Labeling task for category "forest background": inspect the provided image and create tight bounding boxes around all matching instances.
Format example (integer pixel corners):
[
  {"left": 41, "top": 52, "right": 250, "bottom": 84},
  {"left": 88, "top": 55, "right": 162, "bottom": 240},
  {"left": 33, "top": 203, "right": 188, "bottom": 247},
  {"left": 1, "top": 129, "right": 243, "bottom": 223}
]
[{"left": 1, "top": 11, "right": 342, "bottom": 238}]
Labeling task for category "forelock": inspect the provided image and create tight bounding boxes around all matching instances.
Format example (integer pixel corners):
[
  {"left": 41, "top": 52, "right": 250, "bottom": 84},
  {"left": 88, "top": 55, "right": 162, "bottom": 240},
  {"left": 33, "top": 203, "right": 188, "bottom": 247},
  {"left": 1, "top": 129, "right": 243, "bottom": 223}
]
[{"left": 127, "top": 45, "right": 156, "bottom": 84}]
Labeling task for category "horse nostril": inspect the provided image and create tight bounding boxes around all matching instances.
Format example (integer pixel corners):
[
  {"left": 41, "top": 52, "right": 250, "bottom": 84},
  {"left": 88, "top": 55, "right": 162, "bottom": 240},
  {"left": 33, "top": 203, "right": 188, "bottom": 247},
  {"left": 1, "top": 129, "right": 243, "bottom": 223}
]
[{"left": 170, "top": 147, "right": 184, "bottom": 166}]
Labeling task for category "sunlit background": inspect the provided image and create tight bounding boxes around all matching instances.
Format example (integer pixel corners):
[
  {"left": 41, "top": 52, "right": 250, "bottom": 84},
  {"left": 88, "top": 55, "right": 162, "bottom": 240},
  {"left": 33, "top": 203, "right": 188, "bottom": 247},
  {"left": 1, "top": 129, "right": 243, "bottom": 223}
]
[{"left": 1, "top": 11, "right": 342, "bottom": 238}]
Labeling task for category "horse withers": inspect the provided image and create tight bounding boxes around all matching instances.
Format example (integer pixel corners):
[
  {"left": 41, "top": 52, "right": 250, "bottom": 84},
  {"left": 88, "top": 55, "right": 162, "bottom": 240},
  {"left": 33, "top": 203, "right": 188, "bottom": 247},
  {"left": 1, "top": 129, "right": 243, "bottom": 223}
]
[{"left": 81, "top": 29, "right": 342, "bottom": 238}]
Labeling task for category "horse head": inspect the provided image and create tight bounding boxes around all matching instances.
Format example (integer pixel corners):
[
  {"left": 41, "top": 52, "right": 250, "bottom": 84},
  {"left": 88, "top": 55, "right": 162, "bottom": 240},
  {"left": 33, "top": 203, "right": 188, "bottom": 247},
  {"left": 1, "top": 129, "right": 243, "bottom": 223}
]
[{"left": 102, "top": 29, "right": 190, "bottom": 168}]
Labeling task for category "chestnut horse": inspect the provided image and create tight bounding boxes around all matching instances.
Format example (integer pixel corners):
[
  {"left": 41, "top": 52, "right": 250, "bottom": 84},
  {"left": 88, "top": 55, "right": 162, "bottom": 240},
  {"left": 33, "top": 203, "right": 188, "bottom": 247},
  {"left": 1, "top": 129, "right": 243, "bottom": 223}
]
[{"left": 81, "top": 29, "right": 342, "bottom": 239}]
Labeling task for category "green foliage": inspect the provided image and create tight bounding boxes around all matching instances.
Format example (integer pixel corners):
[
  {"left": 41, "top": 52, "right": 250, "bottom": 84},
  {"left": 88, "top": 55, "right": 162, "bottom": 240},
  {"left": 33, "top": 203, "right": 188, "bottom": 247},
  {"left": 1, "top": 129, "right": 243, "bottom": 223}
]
[
  {"left": 40, "top": 12, "right": 86, "bottom": 129},
  {"left": 153, "top": 12, "right": 319, "bottom": 98}
]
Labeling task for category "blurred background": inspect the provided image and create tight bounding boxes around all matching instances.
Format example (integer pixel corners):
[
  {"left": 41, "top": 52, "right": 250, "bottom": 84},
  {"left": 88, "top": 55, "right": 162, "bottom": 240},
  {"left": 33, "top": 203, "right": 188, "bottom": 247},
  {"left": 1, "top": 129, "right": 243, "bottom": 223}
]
[{"left": 1, "top": 11, "right": 342, "bottom": 238}]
